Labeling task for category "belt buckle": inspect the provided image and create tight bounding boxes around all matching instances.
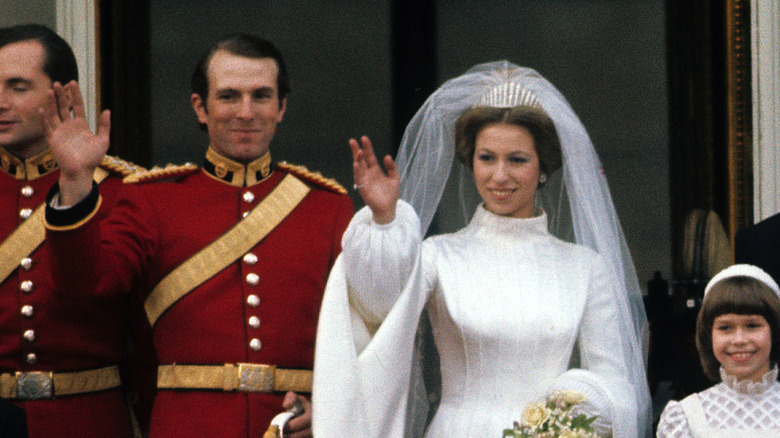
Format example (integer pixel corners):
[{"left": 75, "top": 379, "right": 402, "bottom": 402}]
[
  {"left": 237, "top": 363, "right": 275, "bottom": 392},
  {"left": 15, "top": 371, "right": 54, "bottom": 400}
]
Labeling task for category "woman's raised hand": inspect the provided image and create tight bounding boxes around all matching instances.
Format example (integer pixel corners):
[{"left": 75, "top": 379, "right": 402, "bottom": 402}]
[{"left": 349, "top": 136, "right": 399, "bottom": 225}]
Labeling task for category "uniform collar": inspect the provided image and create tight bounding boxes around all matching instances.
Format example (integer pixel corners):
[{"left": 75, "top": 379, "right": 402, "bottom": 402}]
[
  {"left": 203, "top": 147, "right": 273, "bottom": 187},
  {"left": 0, "top": 146, "right": 58, "bottom": 180}
]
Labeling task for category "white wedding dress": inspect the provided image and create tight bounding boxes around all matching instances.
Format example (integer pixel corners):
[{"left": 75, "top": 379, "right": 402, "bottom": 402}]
[{"left": 313, "top": 201, "right": 640, "bottom": 437}]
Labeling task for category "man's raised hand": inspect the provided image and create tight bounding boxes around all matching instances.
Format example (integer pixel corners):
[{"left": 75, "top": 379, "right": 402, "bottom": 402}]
[{"left": 42, "top": 81, "right": 110, "bottom": 206}]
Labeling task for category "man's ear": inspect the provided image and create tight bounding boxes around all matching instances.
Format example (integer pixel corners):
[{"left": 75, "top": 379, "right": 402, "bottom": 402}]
[
  {"left": 191, "top": 93, "right": 208, "bottom": 124},
  {"left": 276, "top": 96, "right": 287, "bottom": 123}
]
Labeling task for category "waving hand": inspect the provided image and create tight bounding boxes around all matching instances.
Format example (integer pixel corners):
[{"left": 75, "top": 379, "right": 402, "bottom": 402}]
[
  {"left": 350, "top": 136, "right": 400, "bottom": 224},
  {"left": 42, "top": 81, "right": 110, "bottom": 206}
]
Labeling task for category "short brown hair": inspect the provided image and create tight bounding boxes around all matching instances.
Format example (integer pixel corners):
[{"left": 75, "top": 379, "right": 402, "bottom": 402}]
[
  {"left": 695, "top": 276, "right": 780, "bottom": 382},
  {"left": 454, "top": 106, "right": 562, "bottom": 175},
  {"left": 0, "top": 24, "right": 78, "bottom": 84},
  {"left": 191, "top": 33, "right": 289, "bottom": 104}
]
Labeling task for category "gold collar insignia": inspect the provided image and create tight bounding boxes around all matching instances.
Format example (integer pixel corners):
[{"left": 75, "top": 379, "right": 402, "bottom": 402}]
[
  {"left": 203, "top": 148, "right": 272, "bottom": 187},
  {"left": 0, "top": 147, "right": 58, "bottom": 180}
]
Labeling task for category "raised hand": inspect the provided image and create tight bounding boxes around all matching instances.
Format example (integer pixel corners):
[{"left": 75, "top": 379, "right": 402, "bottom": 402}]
[
  {"left": 42, "top": 80, "right": 110, "bottom": 206},
  {"left": 350, "top": 135, "right": 400, "bottom": 224}
]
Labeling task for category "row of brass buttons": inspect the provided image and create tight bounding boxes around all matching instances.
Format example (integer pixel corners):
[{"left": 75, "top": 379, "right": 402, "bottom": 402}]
[
  {"left": 18, "top": 185, "right": 38, "bottom": 365},
  {"left": 243, "top": 190, "right": 262, "bottom": 352}
]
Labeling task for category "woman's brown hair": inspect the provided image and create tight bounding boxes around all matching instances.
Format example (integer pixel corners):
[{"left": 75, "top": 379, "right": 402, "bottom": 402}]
[{"left": 454, "top": 106, "right": 562, "bottom": 176}]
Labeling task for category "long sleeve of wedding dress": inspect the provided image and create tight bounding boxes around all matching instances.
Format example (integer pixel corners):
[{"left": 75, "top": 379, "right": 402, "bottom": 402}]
[
  {"left": 313, "top": 201, "right": 428, "bottom": 437},
  {"left": 342, "top": 202, "right": 423, "bottom": 326}
]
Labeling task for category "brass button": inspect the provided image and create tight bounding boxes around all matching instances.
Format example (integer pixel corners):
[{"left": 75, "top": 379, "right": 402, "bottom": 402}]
[
  {"left": 249, "top": 338, "right": 262, "bottom": 351},
  {"left": 20, "top": 208, "right": 33, "bottom": 220},
  {"left": 243, "top": 191, "right": 255, "bottom": 204},
  {"left": 20, "top": 258, "right": 33, "bottom": 270},
  {"left": 243, "top": 253, "right": 258, "bottom": 265},
  {"left": 21, "top": 305, "right": 34, "bottom": 318},
  {"left": 23, "top": 329, "right": 36, "bottom": 342},
  {"left": 21, "top": 186, "right": 34, "bottom": 197},
  {"left": 20, "top": 281, "right": 33, "bottom": 294},
  {"left": 246, "top": 273, "right": 260, "bottom": 286},
  {"left": 248, "top": 316, "right": 260, "bottom": 329},
  {"left": 246, "top": 294, "right": 260, "bottom": 307},
  {"left": 26, "top": 353, "right": 37, "bottom": 365}
]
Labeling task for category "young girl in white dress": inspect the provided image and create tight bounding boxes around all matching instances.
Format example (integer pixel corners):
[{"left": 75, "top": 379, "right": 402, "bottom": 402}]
[
  {"left": 657, "top": 264, "right": 780, "bottom": 437},
  {"left": 312, "top": 62, "right": 651, "bottom": 437}
]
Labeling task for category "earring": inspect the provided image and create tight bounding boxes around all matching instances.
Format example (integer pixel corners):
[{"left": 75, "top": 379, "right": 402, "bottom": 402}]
[{"left": 539, "top": 174, "right": 547, "bottom": 184}]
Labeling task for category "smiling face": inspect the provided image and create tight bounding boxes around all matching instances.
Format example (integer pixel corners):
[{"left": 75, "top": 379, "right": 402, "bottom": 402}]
[
  {"left": 191, "top": 50, "right": 286, "bottom": 162},
  {"left": 0, "top": 40, "right": 52, "bottom": 158},
  {"left": 712, "top": 313, "right": 772, "bottom": 382},
  {"left": 472, "top": 123, "right": 542, "bottom": 219}
]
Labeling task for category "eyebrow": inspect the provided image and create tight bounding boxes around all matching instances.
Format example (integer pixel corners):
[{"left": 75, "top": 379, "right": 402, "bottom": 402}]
[
  {"left": 4, "top": 77, "right": 35, "bottom": 87},
  {"left": 475, "top": 147, "right": 532, "bottom": 155},
  {"left": 214, "top": 85, "right": 275, "bottom": 94}
]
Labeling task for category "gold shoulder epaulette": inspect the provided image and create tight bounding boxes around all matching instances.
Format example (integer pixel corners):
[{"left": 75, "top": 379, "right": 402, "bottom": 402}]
[
  {"left": 277, "top": 162, "right": 347, "bottom": 195},
  {"left": 99, "top": 155, "right": 147, "bottom": 177},
  {"left": 123, "top": 163, "right": 200, "bottom": 184}
]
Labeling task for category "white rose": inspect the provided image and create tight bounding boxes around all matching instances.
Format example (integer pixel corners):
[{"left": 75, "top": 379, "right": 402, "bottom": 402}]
[
  {"left": 520, "top": 402, "right": 550, "bottom": 428},
  {"left": 559, "top": 390, "right": 586, "bottom": 405}
]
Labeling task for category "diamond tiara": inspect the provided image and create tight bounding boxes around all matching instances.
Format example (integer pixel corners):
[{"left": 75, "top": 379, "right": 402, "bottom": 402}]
[{"left": 475, "top": 81, "right": 541, "bottom": 109}]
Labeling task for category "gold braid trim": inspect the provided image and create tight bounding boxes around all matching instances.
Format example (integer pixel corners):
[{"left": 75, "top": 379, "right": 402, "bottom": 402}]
[
  {"left": 99, "top": 155, "right": 147, "bottom": 177},
  {"left": 276, "top": 162, "right": 347, "bottom": 195},
  {"left": 123, "top": 163, "right": 200, "bottom": 184}
]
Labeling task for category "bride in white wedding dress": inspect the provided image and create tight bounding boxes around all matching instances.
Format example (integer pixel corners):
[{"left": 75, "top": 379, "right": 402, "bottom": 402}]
[{"left": 312, "top": 62, "right": 652, "bottom": 437}]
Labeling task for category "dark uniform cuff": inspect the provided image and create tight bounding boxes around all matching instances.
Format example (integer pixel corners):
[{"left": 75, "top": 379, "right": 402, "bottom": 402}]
[{"left": 45, "top": 182, "right": 101, "bottom": 229}]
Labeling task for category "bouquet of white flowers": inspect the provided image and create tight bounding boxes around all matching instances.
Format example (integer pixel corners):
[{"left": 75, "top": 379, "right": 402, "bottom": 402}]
[{"left": 503, "top": 390, "right": 604, "bottom": 438}]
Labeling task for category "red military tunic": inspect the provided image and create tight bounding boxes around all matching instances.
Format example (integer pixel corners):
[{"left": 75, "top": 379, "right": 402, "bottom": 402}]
[
  {"left": 45, "top": 149, "right": 354, "bottom": 437},
  {"left": 0, "top": 147, "right": 142, "bottom": 438}
]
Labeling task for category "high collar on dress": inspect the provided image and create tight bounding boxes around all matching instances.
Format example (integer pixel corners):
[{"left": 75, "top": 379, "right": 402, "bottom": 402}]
[
  {"left": 0, "top": 146, "right": 58, "bottom": 180},
  {"left": 202, "top": 147, "right": 272, "bottom": 187},
  {"left": 719, "top": 365, "right": 779, "bottom": 395},
  {"left": 467, "top": 204, "right": 550, "bottom": 239}
]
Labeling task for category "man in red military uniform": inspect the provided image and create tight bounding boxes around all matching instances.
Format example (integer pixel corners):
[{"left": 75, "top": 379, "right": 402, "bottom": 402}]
[
  {"left": 44, "top": 34, "right": 353, "bottom": 437},
  {"left": 0, "top": 24, "right": 144, "bottom": 437}
]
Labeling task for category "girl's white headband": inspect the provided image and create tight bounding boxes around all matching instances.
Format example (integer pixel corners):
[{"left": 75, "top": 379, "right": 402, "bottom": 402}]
[{"left": 704, "top": 264, "right": 780, "bottom": 299}]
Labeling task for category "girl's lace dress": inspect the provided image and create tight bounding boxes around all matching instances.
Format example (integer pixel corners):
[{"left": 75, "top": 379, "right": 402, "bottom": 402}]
[{"left": 657, "top": 366, "right": 780, "bottom": 437}]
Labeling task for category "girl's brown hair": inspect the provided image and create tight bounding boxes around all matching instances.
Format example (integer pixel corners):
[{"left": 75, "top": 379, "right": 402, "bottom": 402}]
[{"left": 696, "top": 276, "right": 780, "bottom": 381}]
